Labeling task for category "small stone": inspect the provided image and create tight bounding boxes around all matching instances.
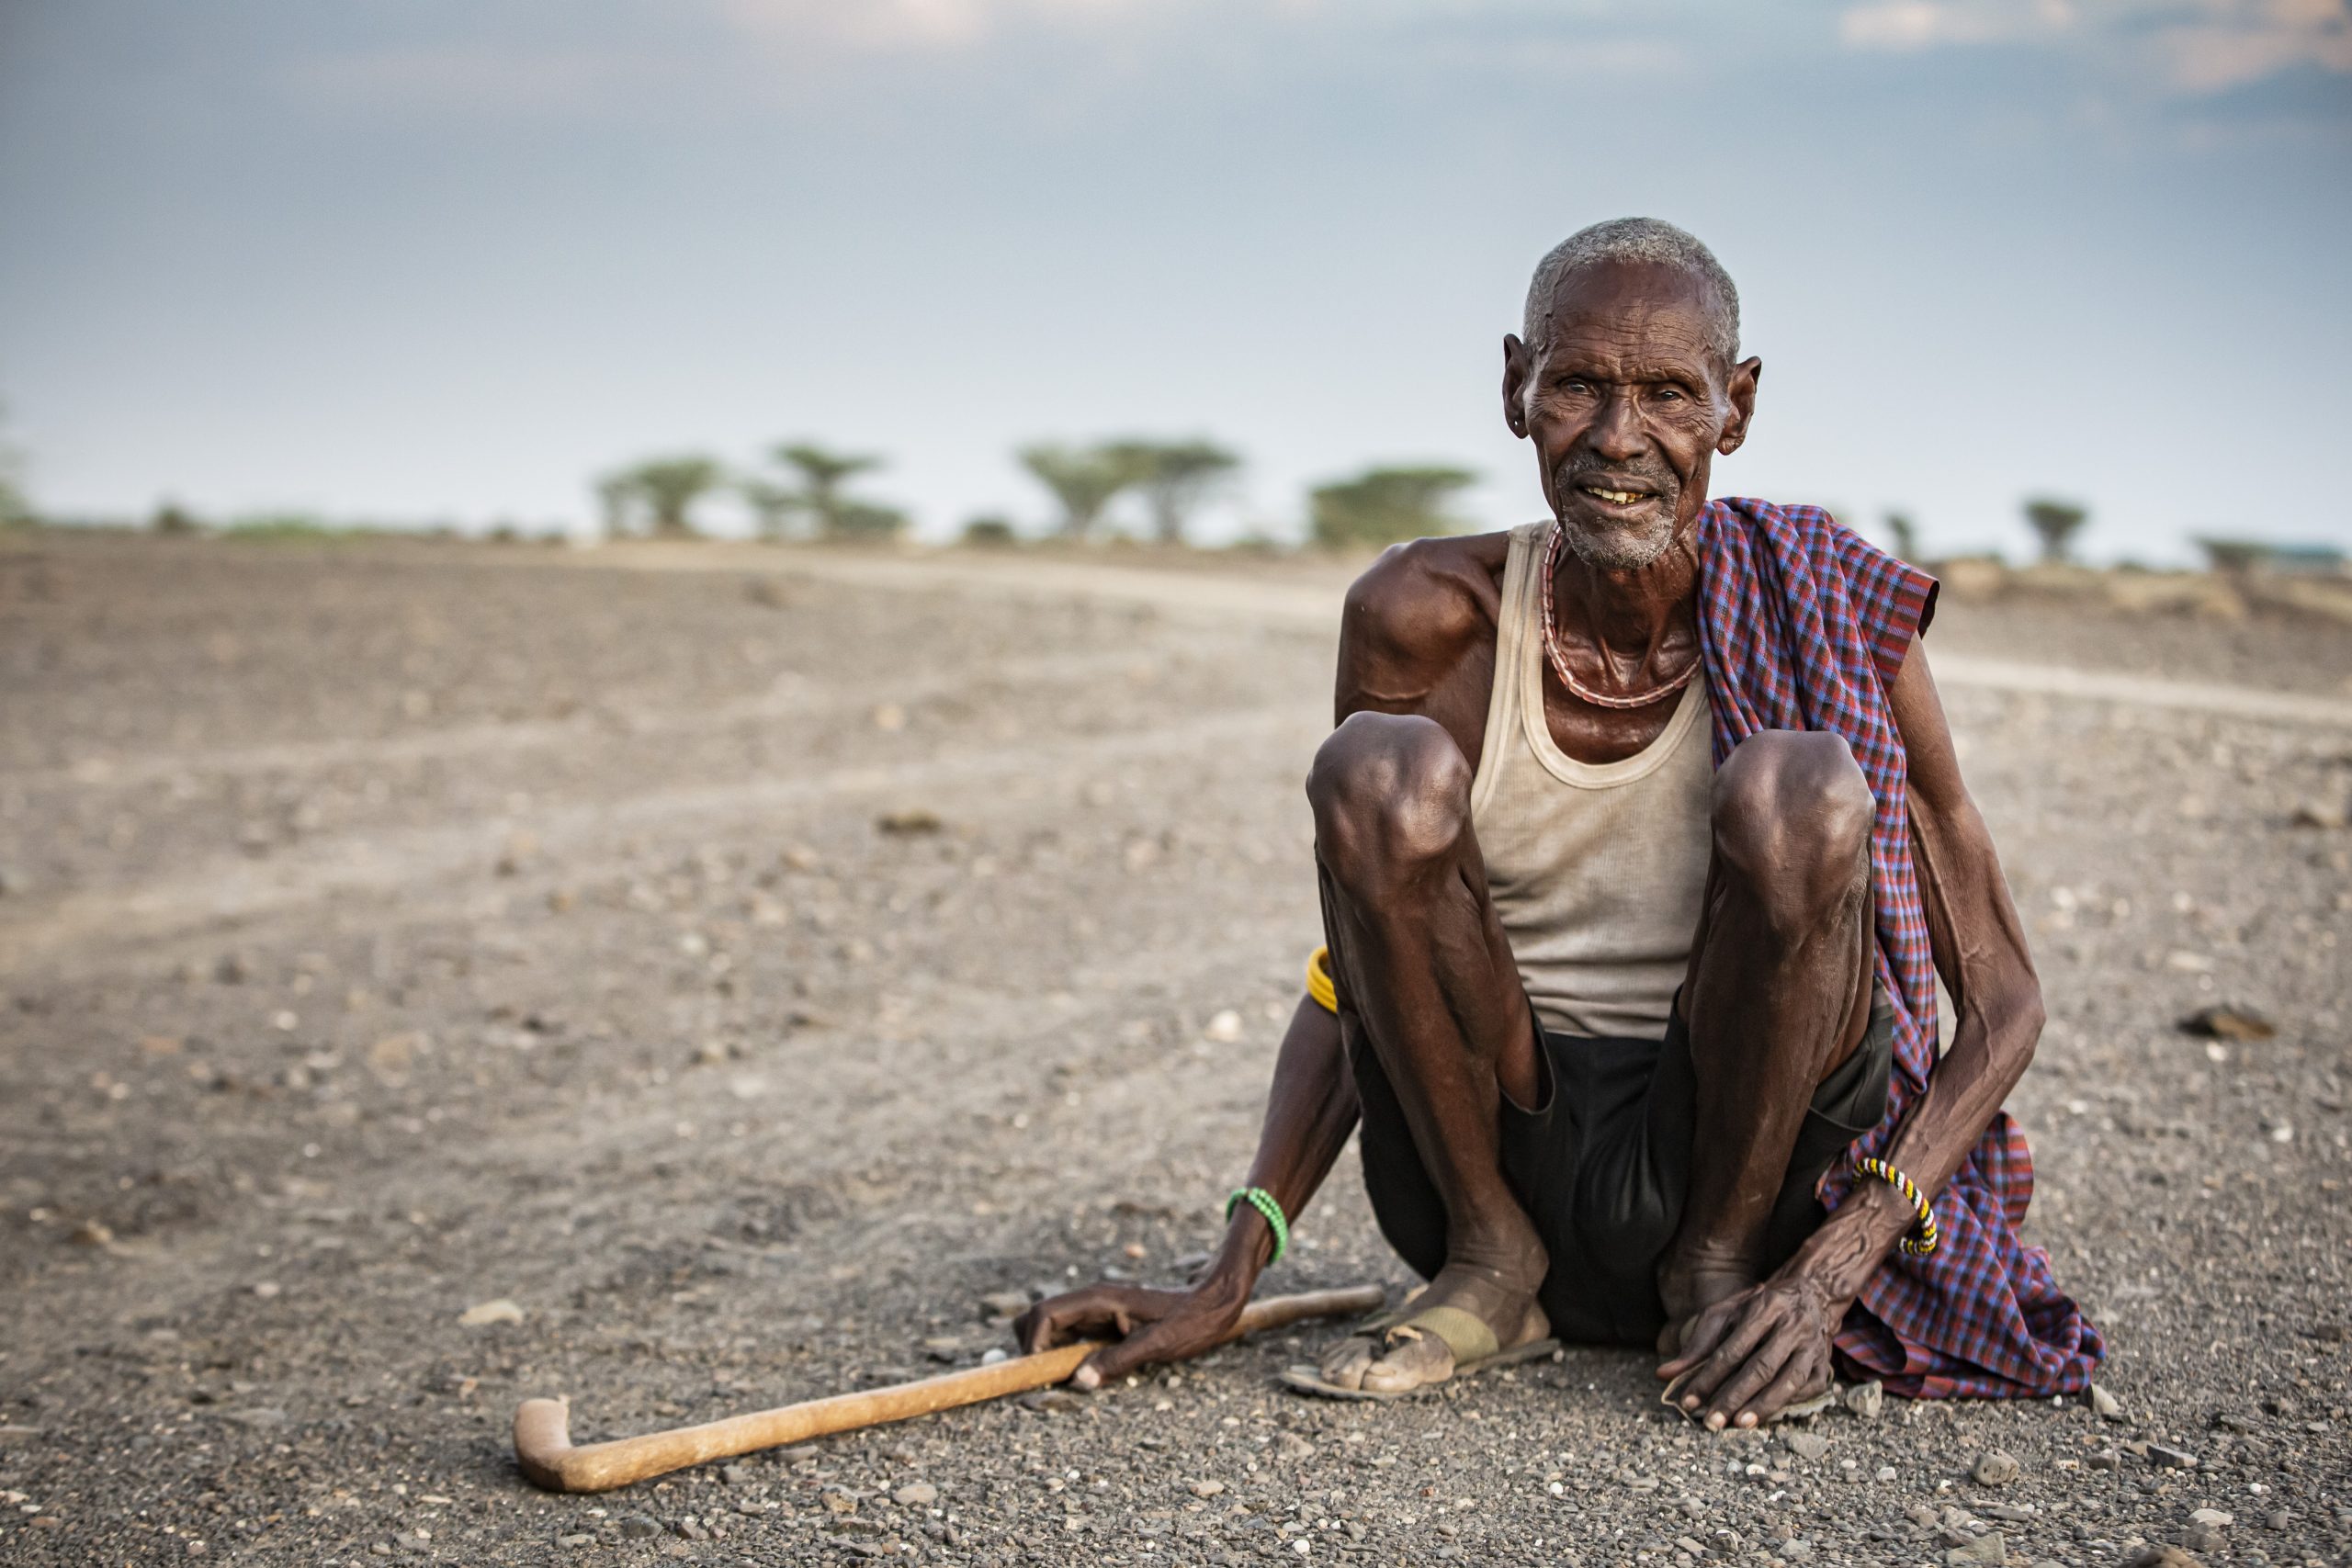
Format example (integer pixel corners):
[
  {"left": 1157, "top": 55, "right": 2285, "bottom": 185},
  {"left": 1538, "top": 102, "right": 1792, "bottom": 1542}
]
[
  {"left": 893, "top": 1483, "right": 937, "bottom": 1507},
  {"left": 2177, "top": 1005, "right": 2276, "bottom": 1042},
  {"left": 2146, "top": 1443, "right": 2197, "bottom": 1470},
  {"left": 251, "top": 1280, "right": 281, "bottom": 1299},
  {"left": 2290, "top": 799, "right": 2347, "bottom": 829},
  {"left": 1944, "top": 1529, "right": 2004, "bottom": 1564},
  {"left": 616, "top": 1516, "right": 660, "bottom": 1540},
  {"left": 719, "top": 1464, "right": 750, "bottom": 1484},
  {"left": 1783, "top": 1431, "right": 1829, "bottom": 1462},
  {"left": 876, "top": 807, "right": 942, "bottom": 835},
  {"left": 979, "top": 1348, "right": 1008, "bottom": 1365},
  {"left": 2263, "top": 1509, "right": 2290, "bottom": 1530},
  {"left": 458, "top": 1298, "right": 526, "bottom": 1326},
  {"left": 979, "top": 1291, "right": 1032, "bottom": 1320},
  {"left": 1843, "top": 1380, "right": 1884, "bottom": 1420},
  {"left": 2122, "top": 1548, "right": 2204, "bottom": 1567},
  {"left": 1876, "top": 1466, "right": 1898, "bottom": 1483},
  {"left": 1204, "top": 1010, "right": 1244, "bottom": 1043},
  {"left": 224, "top": 1407, "right": 288, "bottom": 1429},
  {"left": 2087, "top": 1449, "right": 2120, "bottom": 1471},
  {"left": 2188, "top": 1508, "right": 2230, "bottom": 1528},
  {"left": 2090, "top": 1384, "right": 2126, "bottom": 1421},
  {"left": 2182, "top": 1523, "right": 2223, "bottom": 1554},
  {"left": 1971, "top": 1450, "right": 2021, "bottom": 1487},
  {"left": 1191, "top": 1480, "right": 1226, "bottom": 1498},
  {"left": 67, "top": 1220, "right": 113, "bottom": 1247},
  {"left": 557, "top": 1534, "right": 593, "bottom": 1546},
  {"left": 1020, "top": 1389, "right": 1081, "bottom": 1415},
  {"left": 1905, "top": 1505, "right": 1939, "bottom": 1529}
]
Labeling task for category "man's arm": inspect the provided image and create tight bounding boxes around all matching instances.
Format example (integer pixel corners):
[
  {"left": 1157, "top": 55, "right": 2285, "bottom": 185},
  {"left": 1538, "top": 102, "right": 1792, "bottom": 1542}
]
[
  {"left": 1019, "top": 541, "right": 1499, "bottom": 1384},
  {"left": 1783, "top": 634, "right": 2045, "bottom": 1297},
  {"left": 1661, "top": 636, "right": 2046, "bottom": 1421},
  {"left": 1018, "top": 998, "right": 1361, "bottom": 1386}
]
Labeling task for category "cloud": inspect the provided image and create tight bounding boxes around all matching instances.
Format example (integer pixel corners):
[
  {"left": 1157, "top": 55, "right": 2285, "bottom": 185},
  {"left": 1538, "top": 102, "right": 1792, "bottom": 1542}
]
[
  {"left": 2156, "top": 0, "right": 2352, "bottom": 89},
  {"left": 1838, "top": 0, "right": 2352, "bottom": 89},
  {"left": 714, "top": 0, "right": 1163, "bottom": 54}
]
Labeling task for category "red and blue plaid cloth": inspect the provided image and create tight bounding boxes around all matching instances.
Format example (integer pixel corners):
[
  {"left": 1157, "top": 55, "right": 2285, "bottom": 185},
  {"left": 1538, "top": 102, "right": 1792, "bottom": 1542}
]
[{"left": 1696, "top": 497, "right": 2104, "bottom": 1398}]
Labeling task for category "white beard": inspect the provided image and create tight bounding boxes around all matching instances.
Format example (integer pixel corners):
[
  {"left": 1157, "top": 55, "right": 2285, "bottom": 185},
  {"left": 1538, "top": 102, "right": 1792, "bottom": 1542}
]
[{"left": 1558, "top": 512, "right": 1679, "bottom": 570}]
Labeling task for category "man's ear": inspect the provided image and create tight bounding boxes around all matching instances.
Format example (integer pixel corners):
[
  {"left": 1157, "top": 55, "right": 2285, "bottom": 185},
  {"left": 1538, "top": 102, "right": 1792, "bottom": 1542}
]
[
  {"left": 1716, "top": 355, "right": 1762, "bottom": 456},
  {"left": 1501, "top": 334, "right": 1531, "bottom": 439}
]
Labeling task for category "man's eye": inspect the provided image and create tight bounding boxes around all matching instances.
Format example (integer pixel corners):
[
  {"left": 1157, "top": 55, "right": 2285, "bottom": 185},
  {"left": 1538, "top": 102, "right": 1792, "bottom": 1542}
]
[{"left": 1656, "top": 387, "right": 1681, "bottom": 401}]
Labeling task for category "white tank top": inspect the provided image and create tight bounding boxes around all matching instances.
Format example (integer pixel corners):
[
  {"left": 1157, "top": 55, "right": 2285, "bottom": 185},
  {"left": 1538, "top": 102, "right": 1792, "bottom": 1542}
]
[{"left": 1469, "top": 522, "right": 1713, "bottom": 1041}]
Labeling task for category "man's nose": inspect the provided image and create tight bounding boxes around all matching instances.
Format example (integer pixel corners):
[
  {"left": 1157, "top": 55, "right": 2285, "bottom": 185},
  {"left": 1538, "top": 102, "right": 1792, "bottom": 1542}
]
[{"left": 1588, "top": 388, "right": 1645, "bottom": 461}]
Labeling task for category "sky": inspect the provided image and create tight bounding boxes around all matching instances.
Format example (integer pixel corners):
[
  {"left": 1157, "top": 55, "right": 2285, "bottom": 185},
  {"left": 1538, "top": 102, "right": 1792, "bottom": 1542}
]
[{"left": 2, "top": 0, "right": 2347, "bottom": 561}]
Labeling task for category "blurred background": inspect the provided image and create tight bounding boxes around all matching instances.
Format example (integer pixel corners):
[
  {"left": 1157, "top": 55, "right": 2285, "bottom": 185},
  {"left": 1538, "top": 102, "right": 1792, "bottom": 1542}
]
[
  {"left": 6, "top": 9, "right": 2352, "bottom": 1563},
  {"left": 3, "top": 0, "right": 2348, "bottom": 564}
]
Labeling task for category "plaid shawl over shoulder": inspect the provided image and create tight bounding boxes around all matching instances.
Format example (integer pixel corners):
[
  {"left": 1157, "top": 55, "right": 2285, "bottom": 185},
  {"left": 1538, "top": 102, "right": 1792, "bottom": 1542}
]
[{"left": 1695, "top": 498, "right": 2103, "bottom": 1398}]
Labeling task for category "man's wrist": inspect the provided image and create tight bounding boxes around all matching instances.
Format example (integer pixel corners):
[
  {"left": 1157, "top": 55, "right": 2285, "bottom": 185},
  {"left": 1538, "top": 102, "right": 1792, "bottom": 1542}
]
[{"left": 1792, "top": 1181, "right": 1913, "bottom": 1301}]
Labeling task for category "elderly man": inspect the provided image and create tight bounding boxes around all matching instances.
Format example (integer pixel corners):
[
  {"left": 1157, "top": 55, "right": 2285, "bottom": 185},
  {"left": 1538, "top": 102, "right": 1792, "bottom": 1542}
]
[{"left": 1022, "top": 218, "right": 2100, "bottom": 1427}]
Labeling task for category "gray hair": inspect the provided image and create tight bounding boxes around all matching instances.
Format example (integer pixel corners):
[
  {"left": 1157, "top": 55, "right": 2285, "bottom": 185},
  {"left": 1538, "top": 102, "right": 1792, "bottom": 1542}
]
[{"left": 1522, "top": 218, "right": 1740, "bottom": 369}]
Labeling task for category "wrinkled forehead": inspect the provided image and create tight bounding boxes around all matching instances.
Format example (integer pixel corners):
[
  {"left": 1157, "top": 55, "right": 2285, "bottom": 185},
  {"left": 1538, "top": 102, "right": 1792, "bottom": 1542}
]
[{"left": 1529, "top": 258, "right": 1729, "bottom": 374}]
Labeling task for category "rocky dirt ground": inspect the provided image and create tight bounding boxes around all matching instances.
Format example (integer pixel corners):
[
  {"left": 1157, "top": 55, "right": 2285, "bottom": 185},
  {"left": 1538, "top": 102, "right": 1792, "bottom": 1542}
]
[{"left": 1, "top": 532, "right": 2346, "bottom": 1568}]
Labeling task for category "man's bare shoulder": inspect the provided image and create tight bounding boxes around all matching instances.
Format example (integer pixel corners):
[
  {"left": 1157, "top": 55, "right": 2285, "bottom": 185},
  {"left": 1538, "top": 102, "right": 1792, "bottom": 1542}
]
[{"left": 1335, "top": 531, "right": 1515, "bottom": 716}]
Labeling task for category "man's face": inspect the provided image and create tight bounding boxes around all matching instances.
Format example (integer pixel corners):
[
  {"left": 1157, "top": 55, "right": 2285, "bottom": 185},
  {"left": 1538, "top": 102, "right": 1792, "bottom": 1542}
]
[{"left": 1502, "top": 261, "right": 1759, "bottom": 571}]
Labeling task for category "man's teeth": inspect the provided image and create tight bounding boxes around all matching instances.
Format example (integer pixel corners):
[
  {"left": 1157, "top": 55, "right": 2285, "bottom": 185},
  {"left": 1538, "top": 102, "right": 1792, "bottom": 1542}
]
[{"left": 1583, "top": 487, "right": 1648, "bottom": 504}]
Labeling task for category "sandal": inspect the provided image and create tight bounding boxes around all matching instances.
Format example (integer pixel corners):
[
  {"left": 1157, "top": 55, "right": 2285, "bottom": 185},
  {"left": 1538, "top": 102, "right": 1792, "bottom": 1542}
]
[{"left": 1279, "top": 1303, "right": 1558, "bottom": 1403}]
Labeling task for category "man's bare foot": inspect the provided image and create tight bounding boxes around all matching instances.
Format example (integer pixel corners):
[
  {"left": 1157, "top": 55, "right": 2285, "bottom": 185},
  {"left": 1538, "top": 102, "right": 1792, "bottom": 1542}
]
[{"left": 1317, "top": 1258, "right": 1548, "bottom": 1394}]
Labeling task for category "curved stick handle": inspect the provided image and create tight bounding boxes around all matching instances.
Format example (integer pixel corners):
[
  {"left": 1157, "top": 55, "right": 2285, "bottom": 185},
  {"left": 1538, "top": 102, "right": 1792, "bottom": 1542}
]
[{"left": 514, "top": 1282, "right": 1385, "bottom": 1494}]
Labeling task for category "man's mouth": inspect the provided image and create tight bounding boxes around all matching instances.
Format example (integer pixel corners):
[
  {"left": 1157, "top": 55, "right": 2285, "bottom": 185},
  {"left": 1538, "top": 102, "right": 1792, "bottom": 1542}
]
[{"left": 1575, "top": 483, "right": 1659, "bottom": 509}]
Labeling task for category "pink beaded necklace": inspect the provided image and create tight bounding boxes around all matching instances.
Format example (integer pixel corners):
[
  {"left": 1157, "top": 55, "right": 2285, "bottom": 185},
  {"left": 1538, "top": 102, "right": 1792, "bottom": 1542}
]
[{"left": 1537, "top": 519, "right": 1702, "bottom": 711}]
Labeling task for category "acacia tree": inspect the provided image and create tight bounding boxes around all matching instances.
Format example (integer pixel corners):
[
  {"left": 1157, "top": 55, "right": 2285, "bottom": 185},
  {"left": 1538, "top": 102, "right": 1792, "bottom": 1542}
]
[
  {"left": 747, "top": 443, "right": 905, "bottom": 540},
  {"left": 1308, "top": 465, "right": 1476, "bottom": 548},
  {"left": 1883, "top": 511, "right": 1919, "bottom": 561},
  {"left": 0, "top": 400, "right": 29, "bottom": 527},
  {"left": 1018, "top": 443, "right": 1148, "bottom": 539},
  {"left": 602, "top": 456, "right": 723, "bottom": 537},
  {"left": 2022, "top": 497, "right": 2088, "bottom": 563},
  {"left": 1104, "top": 439, "right": 1241, "bottom": 544}
]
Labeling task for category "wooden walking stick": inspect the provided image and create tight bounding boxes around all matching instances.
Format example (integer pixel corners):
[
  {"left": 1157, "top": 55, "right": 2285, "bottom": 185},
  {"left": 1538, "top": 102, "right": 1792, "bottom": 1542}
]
[{"left": 514, "top": 1283, "right": 1384, "bottom": 1493}]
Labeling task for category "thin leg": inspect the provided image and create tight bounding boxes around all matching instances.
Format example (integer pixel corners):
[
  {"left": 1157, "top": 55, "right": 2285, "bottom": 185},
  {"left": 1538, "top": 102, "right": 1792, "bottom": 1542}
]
[
  {"left": 1657, "top": 729, "right": 1878, "bottom": 1340},
  {"left": 1306, "top": 712, "right": 1549, "bottom": 1392}
]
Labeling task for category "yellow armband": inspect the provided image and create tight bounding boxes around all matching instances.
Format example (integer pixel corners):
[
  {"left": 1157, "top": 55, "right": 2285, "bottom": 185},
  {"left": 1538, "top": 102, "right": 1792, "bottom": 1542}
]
[{"left": 1305, "top": 945, "right": 1339, "bottom": 1014}]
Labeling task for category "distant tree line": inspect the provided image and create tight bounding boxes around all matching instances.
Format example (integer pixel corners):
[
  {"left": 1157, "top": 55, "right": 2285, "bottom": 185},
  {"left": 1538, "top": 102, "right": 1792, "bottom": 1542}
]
[{"left": 593, "top": 435, "right": 1477, "bottom": 549}]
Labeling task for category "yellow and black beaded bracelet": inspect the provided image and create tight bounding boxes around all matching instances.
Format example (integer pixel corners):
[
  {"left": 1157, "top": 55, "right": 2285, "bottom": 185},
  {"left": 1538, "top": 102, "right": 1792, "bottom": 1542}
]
[{"left": 1855, "top": 1156, "right": 1939, "bottom": 1258}]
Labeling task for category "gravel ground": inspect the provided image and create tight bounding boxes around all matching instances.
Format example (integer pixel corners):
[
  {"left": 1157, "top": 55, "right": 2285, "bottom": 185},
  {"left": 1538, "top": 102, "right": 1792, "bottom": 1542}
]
[{"left": 1, "top": 532, "right": 2346, "bottom": 1568}]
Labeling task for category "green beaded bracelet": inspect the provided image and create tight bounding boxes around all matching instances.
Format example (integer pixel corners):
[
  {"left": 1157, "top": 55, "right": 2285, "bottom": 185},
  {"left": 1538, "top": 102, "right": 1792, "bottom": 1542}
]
[{"left": 1225, "top": 1186, "right": 1290, "bottom": 1265}]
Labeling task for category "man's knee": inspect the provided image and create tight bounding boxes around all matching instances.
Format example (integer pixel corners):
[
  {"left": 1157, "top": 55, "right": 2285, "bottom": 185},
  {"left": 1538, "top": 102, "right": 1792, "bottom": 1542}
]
[
  {"left": 1711, "top": 730, "right": 1872, "bottom": 931},
  {"left": 1307, "top": 713, "right": 1474, "bottom": 895}
]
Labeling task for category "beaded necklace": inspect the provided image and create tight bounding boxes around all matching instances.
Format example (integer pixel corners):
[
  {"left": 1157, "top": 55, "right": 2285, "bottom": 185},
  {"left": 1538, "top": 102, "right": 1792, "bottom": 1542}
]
[{"left": 1537, "top": 519, "right": 1701, "bottom": 712}]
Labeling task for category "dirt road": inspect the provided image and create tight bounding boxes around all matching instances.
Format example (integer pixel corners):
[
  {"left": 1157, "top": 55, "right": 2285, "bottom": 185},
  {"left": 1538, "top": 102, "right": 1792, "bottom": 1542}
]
[{"left": 2, "top": 533, "right": 2346, "bottom": 1566}]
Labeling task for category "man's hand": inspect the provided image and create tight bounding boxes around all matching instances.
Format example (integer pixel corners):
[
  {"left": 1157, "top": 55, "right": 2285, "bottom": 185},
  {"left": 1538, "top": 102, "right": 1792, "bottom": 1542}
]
[
  {"left": 1015, "top": 1274, "right": 1250, "bottom": 1392},
  {"left": 1656, "top": 1268, "right": 1845, "bottom": 1429}
]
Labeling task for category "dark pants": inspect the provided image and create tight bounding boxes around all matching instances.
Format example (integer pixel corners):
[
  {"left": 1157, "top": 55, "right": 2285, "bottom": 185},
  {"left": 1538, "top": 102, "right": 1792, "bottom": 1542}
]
[{"left": 1351, "top": 990, "right": 1894, "bottom": 1348}]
